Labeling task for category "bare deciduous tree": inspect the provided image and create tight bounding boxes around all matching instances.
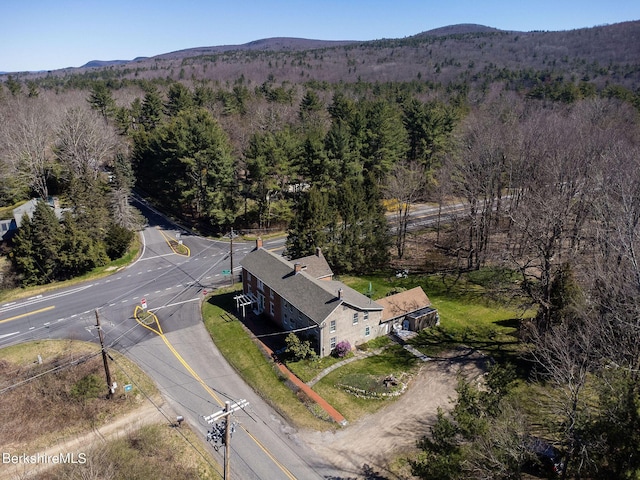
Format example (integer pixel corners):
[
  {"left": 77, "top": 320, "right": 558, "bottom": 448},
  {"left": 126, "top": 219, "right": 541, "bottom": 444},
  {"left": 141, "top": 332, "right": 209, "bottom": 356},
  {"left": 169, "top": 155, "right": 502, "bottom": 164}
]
[
  {"left": 385, "top": 160, "right": 428, "bottom": 259},
  {"left": 0, "top": 98, "right": 55, "bottom": 199},
  {"left": 56, "top": 107, "right": 118, "bottom": 181}
]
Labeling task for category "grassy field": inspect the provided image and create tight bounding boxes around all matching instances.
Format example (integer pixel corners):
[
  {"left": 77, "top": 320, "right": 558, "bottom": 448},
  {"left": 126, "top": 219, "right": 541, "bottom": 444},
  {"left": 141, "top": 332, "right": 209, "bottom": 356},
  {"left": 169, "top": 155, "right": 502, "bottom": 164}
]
[
  {"left": 0, "top": 340, "right": 157, "bottom": 452},
  {"left": 0, "top": 339, "right": 219, "bottom": 479},
  {"left": 341, "top": 268, "right": 532, "bottom": 362},
  {"left": 40, "top": 423, "right": 219, "bottom": 480}
]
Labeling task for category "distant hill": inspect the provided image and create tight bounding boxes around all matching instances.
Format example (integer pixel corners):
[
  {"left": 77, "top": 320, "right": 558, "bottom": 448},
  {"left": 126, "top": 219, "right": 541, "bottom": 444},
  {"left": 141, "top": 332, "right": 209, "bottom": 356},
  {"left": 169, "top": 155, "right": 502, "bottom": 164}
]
[
  {"left": 81, "top": 59, "right": 132, "bottom": 68},
  {"left": 4, "top": 21, "right": 639, "bottom": 91},
  {"left": 415, "top": 23, "right": 503, "bottom": 37}
]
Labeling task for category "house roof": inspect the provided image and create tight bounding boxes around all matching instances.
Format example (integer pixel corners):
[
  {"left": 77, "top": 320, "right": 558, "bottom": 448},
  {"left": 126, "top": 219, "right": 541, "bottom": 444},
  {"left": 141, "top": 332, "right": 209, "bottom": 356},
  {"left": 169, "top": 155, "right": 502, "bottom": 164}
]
[
  {"left": 13, "top": 198, "right": 66, "bottom": 228},
  {"left": 376, "top": 286, "right": 431, "bottom": 322},
  {"left": 294, "top": 247, "right": 333, "bottom": 279},
  {"left": 240, "top": 248, "right": 382, "bottom": 326}
]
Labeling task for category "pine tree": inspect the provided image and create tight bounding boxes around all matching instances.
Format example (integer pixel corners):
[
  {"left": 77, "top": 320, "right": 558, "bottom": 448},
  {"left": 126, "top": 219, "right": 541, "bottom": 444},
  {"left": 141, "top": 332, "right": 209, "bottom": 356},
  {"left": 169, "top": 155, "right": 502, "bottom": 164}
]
[
  {"left": 165, "top": 82, "right": 194, "bottom": 117},
  {"left": 10, "top": 214, "right": 39, "bottom": 285},
  {"left": 88, "top": 82, "right": 116, "bottom": 121},
  {"left": 286, "top": 187, "right": 334, "bottom": 259}
]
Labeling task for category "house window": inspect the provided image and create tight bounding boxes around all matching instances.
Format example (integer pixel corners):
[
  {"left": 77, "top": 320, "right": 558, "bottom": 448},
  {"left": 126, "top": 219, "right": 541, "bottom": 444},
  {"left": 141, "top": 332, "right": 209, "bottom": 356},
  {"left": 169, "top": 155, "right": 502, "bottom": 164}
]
[
  {"left": 330, "top": 337, "right": 337, "bottom": 349},
  {"left": 365, "top": 326, "right": 371, "bottom": 336},
  {"left": 364, "top": 311, "right": 369, "bottom": 321},
  {"left": 247, "top": 272, "right": 252, "bottom": 282},
  {"left": 269, "top": 288, "right": 274, "bottom": 300},
  {"left": 257, "top": 279, "right": 264, "bottom": 291},
  {"left": 270, "top": 302, "right": 275, "bottom": 316},
  {"left": 330, "top": 320, "right": 336, "bottom": 333},
  {"left": 352, "top": 312, "right": 359, "bottom": 325}
]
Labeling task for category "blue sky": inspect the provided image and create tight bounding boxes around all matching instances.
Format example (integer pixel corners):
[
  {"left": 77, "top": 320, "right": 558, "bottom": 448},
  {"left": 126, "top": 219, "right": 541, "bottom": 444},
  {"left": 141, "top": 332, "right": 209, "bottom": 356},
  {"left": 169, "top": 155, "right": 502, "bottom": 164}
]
[{"left": 2, "top": 0, "right": 639, "bottom": 72}]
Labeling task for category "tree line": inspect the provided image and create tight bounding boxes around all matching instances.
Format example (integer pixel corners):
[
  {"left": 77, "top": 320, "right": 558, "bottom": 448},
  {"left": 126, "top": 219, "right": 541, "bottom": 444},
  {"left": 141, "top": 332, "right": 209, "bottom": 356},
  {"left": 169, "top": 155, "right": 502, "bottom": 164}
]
[{"left": 2, "top": 70, "right": 640, "bottom": 478}]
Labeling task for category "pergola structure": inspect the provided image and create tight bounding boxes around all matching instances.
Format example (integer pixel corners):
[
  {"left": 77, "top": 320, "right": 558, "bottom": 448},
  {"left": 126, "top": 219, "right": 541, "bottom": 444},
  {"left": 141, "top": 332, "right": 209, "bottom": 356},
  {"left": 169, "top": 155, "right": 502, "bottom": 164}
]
[{"left": 233, "top": 293, "right": 253, "bottom": 318}]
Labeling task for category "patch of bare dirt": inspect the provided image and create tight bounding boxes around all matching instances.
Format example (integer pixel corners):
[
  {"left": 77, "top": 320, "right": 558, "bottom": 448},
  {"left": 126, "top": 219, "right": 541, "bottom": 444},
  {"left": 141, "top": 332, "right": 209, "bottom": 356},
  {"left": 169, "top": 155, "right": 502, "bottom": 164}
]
[
  {"left": 0, "top": 402, "right": 170, "bottom": 480},
  {"left": 300, "top": 348, "right": 487, "bottom": 479}
]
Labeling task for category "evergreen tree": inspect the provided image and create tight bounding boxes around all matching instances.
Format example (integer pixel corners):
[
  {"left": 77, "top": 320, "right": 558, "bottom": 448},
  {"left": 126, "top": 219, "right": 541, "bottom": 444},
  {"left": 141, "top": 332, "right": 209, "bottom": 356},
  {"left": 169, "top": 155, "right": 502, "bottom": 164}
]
[
  {"left": 10, "top": 214, "right": 39, "bottom": 285},
  {"left": 165, "top": 82, "right": 193, "bottom": 117},
  {"left": 361, "top": 100, "right": 408, "bottom": 181},
  {"left": 286, "top": 187, "right": 334, "bottom": 259},
  {"left": 134, "top": 107, "right": 236, "bottom": 231},
  {"left": 140, "top": 86, "right": 164, "bottom": 130},
  {"left": 403, "top": 98, "right": 457, "bottom": 171},
  {"left": 298, "top": 129, "right": 335, "bottom": 188},
  {"left": 59, "top": 211, "right": 98, "bottom": 278},
  {"left": 299, "top": 89, "right": 323, "bottom": 123},
  {"left": 88, "top": 82, "right": 116, "bottom": 121},
  {"left": 245, "top": 128, "right": 299, "bottom": 228},
  {"left": 30, "top": 200, "right": 65, "bottom": 282}
]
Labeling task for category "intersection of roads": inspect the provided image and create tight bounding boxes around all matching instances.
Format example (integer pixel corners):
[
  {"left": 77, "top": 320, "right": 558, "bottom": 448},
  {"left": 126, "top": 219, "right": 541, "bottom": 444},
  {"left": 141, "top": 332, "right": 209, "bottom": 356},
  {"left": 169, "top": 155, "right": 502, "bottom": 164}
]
[
  {"left": 0, "top": 200, "right": 334, "bottom": 480},
  {"left": 0, "top": 199, "right": 457, "bottom": 479}
]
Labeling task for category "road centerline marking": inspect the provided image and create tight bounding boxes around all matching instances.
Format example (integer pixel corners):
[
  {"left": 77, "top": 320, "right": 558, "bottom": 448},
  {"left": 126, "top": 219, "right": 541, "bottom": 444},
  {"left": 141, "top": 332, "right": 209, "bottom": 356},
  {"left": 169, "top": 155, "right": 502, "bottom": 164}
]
[{"left": 0, "top": 305, "right": 55, "bottom": 324}]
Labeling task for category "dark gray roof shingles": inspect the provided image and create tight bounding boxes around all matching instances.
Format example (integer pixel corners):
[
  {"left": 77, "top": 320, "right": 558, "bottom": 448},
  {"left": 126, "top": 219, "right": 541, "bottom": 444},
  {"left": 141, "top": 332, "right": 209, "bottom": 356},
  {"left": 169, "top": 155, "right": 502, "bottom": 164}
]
[{"left": 240, "top": 248, "right": 381, "bottom": 325}]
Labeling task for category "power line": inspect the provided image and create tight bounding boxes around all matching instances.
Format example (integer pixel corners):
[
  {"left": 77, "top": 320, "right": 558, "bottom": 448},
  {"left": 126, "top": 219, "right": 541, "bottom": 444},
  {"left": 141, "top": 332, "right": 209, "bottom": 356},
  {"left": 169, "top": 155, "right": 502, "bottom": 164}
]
[{"left": 107, "top": 353, "right": 223, "bottom": 478}]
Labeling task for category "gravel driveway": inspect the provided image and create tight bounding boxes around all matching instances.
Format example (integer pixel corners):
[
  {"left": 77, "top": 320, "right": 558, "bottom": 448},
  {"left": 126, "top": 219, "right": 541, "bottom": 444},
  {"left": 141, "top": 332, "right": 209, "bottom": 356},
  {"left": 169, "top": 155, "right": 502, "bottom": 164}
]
[{"left": 300, "top": 348, "right": 487, "bottom": 479}]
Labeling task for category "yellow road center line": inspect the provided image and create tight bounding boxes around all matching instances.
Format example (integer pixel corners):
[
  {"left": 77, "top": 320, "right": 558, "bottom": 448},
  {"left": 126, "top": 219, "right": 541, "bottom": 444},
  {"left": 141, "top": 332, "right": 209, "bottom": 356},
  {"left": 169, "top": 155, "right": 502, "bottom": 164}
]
[
  {"left": 242, "top": 426, "right": 297, "bottom": 480},
  {"left": 0, "top": 305, "right": 55, "bottom": 324},
  {"left": 133, "top": 306, "right": 297, "bottom": 479}
]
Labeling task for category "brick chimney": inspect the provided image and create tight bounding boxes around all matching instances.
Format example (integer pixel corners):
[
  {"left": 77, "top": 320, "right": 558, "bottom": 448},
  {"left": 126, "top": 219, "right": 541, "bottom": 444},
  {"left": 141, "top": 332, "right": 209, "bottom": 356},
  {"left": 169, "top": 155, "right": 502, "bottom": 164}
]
[
  {"left": 255, "top": 237, "right": 263, "bottom": 249},
  {"left": 315, "top": 246, "right": 322, "bottom": 257},
  {"left": 338, "top": 288, "right": 344, "bottom": 299},
  {"left": 294, "top": 263, "right": 302, "bottom": 274}
]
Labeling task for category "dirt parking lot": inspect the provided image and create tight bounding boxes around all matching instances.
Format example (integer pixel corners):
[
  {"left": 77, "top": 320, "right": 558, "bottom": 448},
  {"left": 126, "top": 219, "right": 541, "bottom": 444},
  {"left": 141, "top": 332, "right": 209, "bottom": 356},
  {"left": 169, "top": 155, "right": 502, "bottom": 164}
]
[{"left": 300, "top": 348, "right": 487, "bottom": 479}]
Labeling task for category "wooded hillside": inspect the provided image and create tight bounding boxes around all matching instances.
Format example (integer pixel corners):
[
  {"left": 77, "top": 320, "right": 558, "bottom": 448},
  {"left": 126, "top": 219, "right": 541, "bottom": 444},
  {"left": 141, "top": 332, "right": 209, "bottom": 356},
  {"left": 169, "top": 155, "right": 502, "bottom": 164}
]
[{"left": 1, "top": 20, "right": 640, "bottom": 478}]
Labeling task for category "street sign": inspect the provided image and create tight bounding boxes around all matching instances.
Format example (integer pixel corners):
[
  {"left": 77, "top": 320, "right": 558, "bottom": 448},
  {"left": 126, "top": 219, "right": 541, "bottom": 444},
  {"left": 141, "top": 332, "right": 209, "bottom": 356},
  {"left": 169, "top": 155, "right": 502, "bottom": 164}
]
[
  {"left": 222, "top": 269, "right": 231, "bottom": 275},
  {"left": 141, "top": 298, "right": 147, "bottom": 310}
]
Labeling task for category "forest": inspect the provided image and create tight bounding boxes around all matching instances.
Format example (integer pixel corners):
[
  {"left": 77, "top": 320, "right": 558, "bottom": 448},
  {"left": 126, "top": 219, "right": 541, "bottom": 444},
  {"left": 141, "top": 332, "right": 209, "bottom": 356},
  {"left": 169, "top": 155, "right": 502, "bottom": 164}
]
[{"left": 1, "top": 21, "right": 640, "bottom": 478}]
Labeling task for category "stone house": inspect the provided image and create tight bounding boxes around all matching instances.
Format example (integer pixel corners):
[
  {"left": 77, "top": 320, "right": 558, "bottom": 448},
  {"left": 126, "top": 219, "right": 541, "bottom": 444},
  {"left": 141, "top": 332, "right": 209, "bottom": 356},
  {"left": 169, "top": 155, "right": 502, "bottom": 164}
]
[{"left": 239, "top": 239, "right": 384, "bottom": 357}]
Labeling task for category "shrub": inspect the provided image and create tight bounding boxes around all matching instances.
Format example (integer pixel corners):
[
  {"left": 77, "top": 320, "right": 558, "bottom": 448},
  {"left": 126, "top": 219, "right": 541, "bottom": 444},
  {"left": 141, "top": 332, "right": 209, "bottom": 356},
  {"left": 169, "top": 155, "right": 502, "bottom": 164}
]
[
  {"left": 332, "top": 340, "right": 351, "bottom": 358},
  {"left": 285, "top": 333, "right": 317, "bottom": 361},
  {"left": 70, "top": 373, "right": 104, "bottom": 400},
  {"left": 105, "top": 223, "right": 134, "bottom": 260}
]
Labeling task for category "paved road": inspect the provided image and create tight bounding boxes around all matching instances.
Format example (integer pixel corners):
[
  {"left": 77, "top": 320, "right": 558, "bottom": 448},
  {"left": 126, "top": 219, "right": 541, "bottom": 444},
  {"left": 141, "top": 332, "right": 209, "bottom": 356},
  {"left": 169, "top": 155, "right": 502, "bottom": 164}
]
[{"left": 0, "top": 200, "right": 332, "bottom": 480}]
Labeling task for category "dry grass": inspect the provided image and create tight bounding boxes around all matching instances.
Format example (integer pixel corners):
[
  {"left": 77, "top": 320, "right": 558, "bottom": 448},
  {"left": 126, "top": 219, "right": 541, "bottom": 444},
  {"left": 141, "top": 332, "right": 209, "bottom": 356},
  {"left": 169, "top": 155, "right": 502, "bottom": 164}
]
[
  {"left": 0, "top": 340, "right": 158, "bottom": 452},
  {"left": 38, "top": 423, "right": 220, "bottom": 480}
]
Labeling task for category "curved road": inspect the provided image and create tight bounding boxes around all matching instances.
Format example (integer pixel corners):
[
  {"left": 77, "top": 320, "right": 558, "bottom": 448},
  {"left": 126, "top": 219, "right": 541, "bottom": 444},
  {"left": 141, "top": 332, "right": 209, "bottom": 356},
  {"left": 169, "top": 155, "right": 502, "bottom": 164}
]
[{"left": 0, "top": 200, "right": 335, "bottom": 480}]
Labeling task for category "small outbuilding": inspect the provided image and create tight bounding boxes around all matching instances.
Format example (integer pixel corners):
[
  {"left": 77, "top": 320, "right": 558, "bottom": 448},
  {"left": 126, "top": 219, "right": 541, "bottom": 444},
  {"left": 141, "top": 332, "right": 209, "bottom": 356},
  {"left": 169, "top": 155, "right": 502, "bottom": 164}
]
[{"left": 376, "top": 286, "right": 439, "bottom": 334}]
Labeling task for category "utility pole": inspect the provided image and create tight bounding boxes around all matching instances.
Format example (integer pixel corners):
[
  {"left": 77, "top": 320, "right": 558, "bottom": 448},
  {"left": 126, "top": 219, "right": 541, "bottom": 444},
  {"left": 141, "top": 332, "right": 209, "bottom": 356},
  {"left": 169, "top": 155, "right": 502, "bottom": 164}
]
[
  {"left": 95, "top": 310, "right": 113, "bottom": 399},
  {"left": 230, "top": 227, "right": 234, "bottom": 286},
  {"left": 224, "top": 402, "right": 231, "bottom": 479},
  {"left": 205, "top": 399, "right": 248, "bottom": 480}
]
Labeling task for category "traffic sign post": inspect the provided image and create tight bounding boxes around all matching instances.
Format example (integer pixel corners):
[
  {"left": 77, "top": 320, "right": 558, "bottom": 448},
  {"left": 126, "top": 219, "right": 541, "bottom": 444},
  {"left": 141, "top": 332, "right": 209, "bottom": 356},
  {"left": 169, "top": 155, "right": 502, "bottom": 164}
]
[
  {"left": 141, "top": 298, "right": 147, "bottom": 310},
  {"left": 222, "top": 269, "right": 231, "bottom": 275}
]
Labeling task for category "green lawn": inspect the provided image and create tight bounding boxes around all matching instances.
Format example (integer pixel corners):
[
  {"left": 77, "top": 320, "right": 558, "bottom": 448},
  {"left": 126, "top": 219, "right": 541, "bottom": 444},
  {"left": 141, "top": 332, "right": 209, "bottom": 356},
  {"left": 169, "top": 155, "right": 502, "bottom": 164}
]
[
  {"left": 341, "top": 268, "right": 533, "bottom": 364},
  {"left": 313, "top": 344, "right": 418, "bottom": 421}
]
